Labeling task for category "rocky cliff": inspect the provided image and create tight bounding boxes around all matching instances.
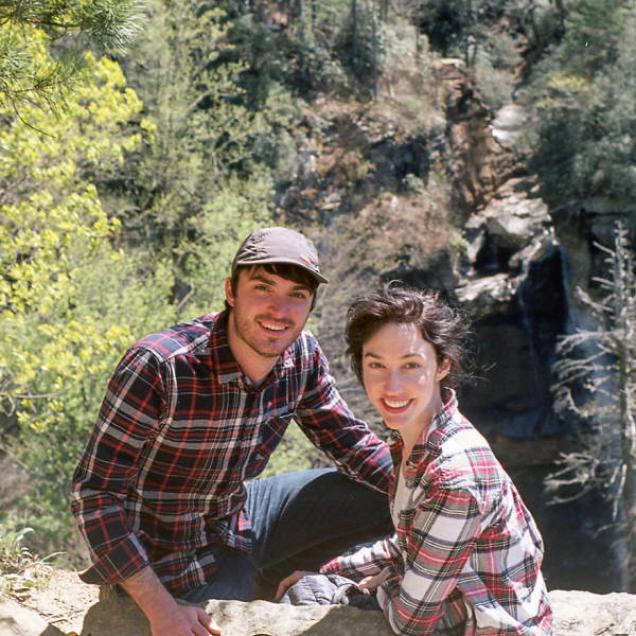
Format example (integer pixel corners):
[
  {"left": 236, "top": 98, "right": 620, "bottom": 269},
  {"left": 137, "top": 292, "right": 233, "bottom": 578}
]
[{"left": 276, "top": 57, "right": 623, "bottom": 592}]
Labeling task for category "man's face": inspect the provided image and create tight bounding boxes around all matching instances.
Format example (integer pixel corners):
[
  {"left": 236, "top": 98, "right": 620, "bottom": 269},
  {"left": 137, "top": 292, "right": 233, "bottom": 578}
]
[{"left": 225, "top": 267, "right": 314, "bottom": 359}]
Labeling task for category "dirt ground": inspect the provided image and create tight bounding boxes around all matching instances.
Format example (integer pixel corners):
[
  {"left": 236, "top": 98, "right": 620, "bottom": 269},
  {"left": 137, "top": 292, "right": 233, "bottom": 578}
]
[{"left": 16, "top": 570, "right": 99, "bottom": 634}]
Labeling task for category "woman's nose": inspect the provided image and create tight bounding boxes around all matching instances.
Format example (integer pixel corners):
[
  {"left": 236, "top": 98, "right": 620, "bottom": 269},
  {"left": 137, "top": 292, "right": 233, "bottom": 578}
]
[{"left": 384, "top": 370, "right": 401, "bottom": 392}]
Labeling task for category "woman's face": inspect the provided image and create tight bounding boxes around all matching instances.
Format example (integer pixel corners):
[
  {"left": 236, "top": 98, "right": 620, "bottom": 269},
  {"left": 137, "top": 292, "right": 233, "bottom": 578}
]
[{"left": 362, "top": 322, "right": 450, "bottom": 441}]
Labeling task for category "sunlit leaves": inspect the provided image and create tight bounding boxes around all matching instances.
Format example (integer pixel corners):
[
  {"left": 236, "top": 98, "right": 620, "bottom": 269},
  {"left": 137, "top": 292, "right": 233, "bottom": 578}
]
[{"left": 0, "top": 29, "right": 176, "bottom": 548}]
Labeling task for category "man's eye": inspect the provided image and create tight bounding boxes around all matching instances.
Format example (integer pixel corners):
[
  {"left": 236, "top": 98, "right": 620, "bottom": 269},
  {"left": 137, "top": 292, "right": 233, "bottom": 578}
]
[
  {"left": 291, "top": 292, "right": 309, "bottom": 300},
  {"left": 405, "top": 362, "right": 421, "bottom": 369},
  {"left": 367, "top": 362, "right": 383, "bottom": 369}
]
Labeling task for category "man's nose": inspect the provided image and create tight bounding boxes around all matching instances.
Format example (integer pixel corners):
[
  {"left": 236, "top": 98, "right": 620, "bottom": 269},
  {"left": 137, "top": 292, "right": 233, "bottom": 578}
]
[{"left": 267, "top": 294, "right": 290, "bottom": 315}]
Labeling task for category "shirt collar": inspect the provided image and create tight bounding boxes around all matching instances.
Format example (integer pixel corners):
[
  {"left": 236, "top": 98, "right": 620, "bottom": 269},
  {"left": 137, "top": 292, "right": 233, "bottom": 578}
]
[{"left": 208, "top": 311, "right": 296, "bottom": 387}]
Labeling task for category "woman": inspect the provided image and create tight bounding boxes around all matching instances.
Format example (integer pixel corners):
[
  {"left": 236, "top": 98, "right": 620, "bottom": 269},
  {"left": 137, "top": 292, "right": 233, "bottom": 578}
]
[{"left": 277, "top": 283, "right": 553, "bottom": 635}]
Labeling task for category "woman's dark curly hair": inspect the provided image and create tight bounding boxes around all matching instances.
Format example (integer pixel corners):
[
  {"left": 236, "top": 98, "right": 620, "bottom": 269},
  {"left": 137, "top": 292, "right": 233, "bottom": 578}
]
[{"left": 345, "top": 282, "right": 472, "bottom": 392}]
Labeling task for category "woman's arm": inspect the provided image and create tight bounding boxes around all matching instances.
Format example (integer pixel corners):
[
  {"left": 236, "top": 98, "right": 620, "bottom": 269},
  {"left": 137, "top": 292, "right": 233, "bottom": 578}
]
[{"left": 319, "top": 535, "right": 397, "bottom": 580}]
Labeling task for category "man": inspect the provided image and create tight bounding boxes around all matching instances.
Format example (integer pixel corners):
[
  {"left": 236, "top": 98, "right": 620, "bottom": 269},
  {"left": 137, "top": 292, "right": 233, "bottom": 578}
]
[{"left": 71, "top": 227, "right": 392, "bottom": 635}]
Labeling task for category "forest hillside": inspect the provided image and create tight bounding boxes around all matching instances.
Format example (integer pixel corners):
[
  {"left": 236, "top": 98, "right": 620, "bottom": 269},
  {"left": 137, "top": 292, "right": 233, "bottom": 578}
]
[{"left": 2, "top": 0, "right": 636, "bottom": 603}]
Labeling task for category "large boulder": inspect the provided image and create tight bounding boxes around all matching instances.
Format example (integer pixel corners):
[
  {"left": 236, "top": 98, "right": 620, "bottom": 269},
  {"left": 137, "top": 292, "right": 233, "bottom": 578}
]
[
  {"left": 81, "top": 593, "right": 394, "bottom": 636},
  {"left": 3, "top": 578, "right": 636, "bottom": 636}
]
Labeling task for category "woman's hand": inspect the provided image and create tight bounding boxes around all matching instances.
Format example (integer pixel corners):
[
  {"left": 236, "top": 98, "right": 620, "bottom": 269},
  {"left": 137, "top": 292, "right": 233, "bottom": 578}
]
[
  {"left": 275, "top": 569, "right": 316, "bottom": 601},
  {"left": 358, "top": 568, "right": 390, "bottom": 592}
]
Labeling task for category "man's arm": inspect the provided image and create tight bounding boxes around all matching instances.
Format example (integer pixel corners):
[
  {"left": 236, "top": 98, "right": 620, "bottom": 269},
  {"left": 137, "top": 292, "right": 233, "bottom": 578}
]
[
  {"left": 295, "top": 342, "right": 393, "bottom": 493},
  {"left": 121, "top": 566, "right": 220, "bottom": 636},
  {"left": 70, "top": 347, "right": 164, "bottom": 585}
]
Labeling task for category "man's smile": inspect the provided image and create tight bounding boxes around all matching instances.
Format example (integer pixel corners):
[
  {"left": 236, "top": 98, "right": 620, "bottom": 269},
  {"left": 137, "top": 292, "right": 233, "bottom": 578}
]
[{"left": 257, "top": 318, "right": 292, "bottom": 333}]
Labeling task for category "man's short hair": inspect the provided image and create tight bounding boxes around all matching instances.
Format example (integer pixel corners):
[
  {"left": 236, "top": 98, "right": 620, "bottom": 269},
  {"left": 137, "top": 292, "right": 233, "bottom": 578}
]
[{"left": 225, "top": 263, "right": 319, "bottom": 312}]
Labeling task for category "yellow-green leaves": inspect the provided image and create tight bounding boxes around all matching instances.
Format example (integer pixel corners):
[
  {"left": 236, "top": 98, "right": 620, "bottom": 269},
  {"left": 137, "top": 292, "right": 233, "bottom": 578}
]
[{"left": 0, "top": 26, "right": 176, "bottom": 549}]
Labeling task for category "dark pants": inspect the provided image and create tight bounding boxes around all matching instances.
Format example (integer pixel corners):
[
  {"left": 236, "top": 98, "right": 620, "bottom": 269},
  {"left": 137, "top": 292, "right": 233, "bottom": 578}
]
[{"left": 179, "top": 468, "right": 391, "bottom": 603}]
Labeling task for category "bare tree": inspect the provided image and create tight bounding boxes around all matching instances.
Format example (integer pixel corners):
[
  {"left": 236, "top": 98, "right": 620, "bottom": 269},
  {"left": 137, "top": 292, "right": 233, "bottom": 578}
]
[{"left": 548, "top": 220, "right": 636, "bottom": 591}]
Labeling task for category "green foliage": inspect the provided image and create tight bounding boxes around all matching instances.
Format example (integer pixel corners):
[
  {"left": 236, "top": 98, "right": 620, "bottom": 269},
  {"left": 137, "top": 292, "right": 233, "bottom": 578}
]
[
  {"left": 473, "top": 30, "right": 521, "bottom": 108},
  {"left": 117, "top": 1, "right": 281, "bottom": 311},
  {"left": 412, "top": 0, "right": 528, "bottom": 57},
  {"left": 524, "top": 1, "right": 636, "bottom": 204},
  {"left": 0, "top": 32, "right": 177, "bottom": 551},
  {"left": 0, "top": 0, "right": 144, "bottom": 111},
  {"left": 259, "top": 422, "right": 321, "bottom": 478},
  {"left": 560, "top": 0, "right": 628, "bottom": 77},
  {"left": 0, "top": 525, "right": 56, "bottom": 598}
]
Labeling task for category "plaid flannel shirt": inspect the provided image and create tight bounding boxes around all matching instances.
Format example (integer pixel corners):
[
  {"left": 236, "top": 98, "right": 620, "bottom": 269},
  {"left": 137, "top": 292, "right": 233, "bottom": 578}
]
[
  {"left": 320, "top": 393, "right": 553, "bottom": 636},
  {"left": 70, "top": 312, "right": 391, "bottom": 595}
]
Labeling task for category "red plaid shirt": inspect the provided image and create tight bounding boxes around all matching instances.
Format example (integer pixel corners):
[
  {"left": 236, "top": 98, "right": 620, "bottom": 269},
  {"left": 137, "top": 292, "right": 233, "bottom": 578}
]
[
  {"left": 70, "top": 312, "right": 391, "bottom": 595},
  {"left": 321, "top": 393, "right": 552, "bottom": 636}
]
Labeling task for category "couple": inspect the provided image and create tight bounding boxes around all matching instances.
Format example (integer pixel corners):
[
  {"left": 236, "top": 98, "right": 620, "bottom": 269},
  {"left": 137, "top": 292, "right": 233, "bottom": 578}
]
[{"left": 71, "top": 227, "right": 552, "bottom": 635}]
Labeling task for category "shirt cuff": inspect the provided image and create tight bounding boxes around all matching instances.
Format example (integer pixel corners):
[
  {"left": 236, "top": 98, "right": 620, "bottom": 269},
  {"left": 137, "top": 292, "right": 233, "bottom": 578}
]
[
  {"left": 79, "top": 533, "right": 149, "bottom": 585},
  {"left": 319, "top": 557, "right": 346, "bottom": 576}
]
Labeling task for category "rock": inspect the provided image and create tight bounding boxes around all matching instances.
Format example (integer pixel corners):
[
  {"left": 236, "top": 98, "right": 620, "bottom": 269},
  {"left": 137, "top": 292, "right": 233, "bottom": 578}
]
[
  {"left": 480, "top": 193, "right": 550, "bottom": 252},
  {"left": 455, "top": 273, "right": 514, "bottom": 318},
  {"left": 78, "top": 592, "right": 394, "bottom": 636},
  {"left": 0, "top": 597, "right": 63, "bottom": 635},
  {"left": 5, "top": 581, "right": 636, "bottom": 636},
  {"left": 551, "top": 589, "right": 636, "bottom": 636}
]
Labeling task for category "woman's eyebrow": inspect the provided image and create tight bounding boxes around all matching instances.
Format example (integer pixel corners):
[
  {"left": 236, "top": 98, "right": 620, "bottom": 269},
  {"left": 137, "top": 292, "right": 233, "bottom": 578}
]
[{"left": 363, "top": 351, "right": 424, "bottom": 359}]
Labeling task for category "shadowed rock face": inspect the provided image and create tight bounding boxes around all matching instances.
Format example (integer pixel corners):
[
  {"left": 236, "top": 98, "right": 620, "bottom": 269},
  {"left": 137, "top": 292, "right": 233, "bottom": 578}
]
[
  {"left": 3, "top": 588, "right": 636, "bottom": 636},
  {"left": 281, "top": 55, "right": 629, "bottom": 592}
]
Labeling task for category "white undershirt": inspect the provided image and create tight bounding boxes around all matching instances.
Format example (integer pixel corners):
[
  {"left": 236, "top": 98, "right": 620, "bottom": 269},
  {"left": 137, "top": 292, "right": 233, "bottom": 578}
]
[{"left": 391, "top": 466, "right": 411, "bottom": 532}]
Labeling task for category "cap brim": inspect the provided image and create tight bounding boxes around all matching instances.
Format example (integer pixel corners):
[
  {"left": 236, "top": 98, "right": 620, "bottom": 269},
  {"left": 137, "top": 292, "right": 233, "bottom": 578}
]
[{"left": 233, "top": 256, "right": 329, "bottom": 284}]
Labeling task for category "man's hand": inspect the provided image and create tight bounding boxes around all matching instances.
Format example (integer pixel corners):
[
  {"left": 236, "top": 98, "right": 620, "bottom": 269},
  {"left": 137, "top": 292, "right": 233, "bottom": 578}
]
[
  {"left": 147, "top": 603, "right": 221, "bottom": 636},
  {"left": 274, "top": 569, "right": 316, "bottom": 601},
  {"left": 121, "top": 566, "right": 221, "bottom": 635}
]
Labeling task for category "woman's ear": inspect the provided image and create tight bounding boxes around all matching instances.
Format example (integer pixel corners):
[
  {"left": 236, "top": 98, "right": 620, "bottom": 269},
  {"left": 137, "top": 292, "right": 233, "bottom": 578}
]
[{"left": 437, "top": 357, "right": 451, "bottom": 381}]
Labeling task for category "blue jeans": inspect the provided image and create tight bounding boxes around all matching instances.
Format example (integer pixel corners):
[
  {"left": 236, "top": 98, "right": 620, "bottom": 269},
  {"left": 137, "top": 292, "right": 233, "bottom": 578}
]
[{"left": 179, "top": 468, "right": 391, "bottom": 603}]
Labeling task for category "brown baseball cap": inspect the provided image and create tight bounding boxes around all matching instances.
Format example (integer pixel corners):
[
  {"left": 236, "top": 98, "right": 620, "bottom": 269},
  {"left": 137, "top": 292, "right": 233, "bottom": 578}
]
[{"left": 231, "top": 227, "right": 328, "bottom": 284}]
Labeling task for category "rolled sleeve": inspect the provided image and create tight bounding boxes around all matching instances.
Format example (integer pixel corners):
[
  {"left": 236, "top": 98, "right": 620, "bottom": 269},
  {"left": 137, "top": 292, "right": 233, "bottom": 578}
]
[
  {"left": 320, "top": 536, "right": 396, "bottom": 580},
  {"left": 79, "top": 533, "right": 149, "bottom": 584}
]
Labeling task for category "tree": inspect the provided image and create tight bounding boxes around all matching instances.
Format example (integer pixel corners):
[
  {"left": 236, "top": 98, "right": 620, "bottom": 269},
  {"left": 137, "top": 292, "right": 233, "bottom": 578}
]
[
  {"left": 524, "top": 1, "right": 636, "bottom": 205},
  {"left": 0, "top": 30, "right": 176, "bottom": 551},
  {"left": 115, "top": 0, "right": 285, "bottom": 314},
  {"left": 548, "top": 221, "right": 636, "bottom": 591},
  {"left": 0, "top": 0, "right": 144, "bottom": 111}
]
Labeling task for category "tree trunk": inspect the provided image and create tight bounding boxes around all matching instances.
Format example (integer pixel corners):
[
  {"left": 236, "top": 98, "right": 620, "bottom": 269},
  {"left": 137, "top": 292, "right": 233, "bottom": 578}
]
[
  {"left": 351, "top": 0, "right": 358, "bottom": 70},
  {"left": 528, "top": 2, "right": 541, "bottom": 46},
  {"left": 613, "top": 221, "right": 636, "bottom": 590},
  {"left": 372, "top": 9, "right": 379, "bottom": 98}
]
